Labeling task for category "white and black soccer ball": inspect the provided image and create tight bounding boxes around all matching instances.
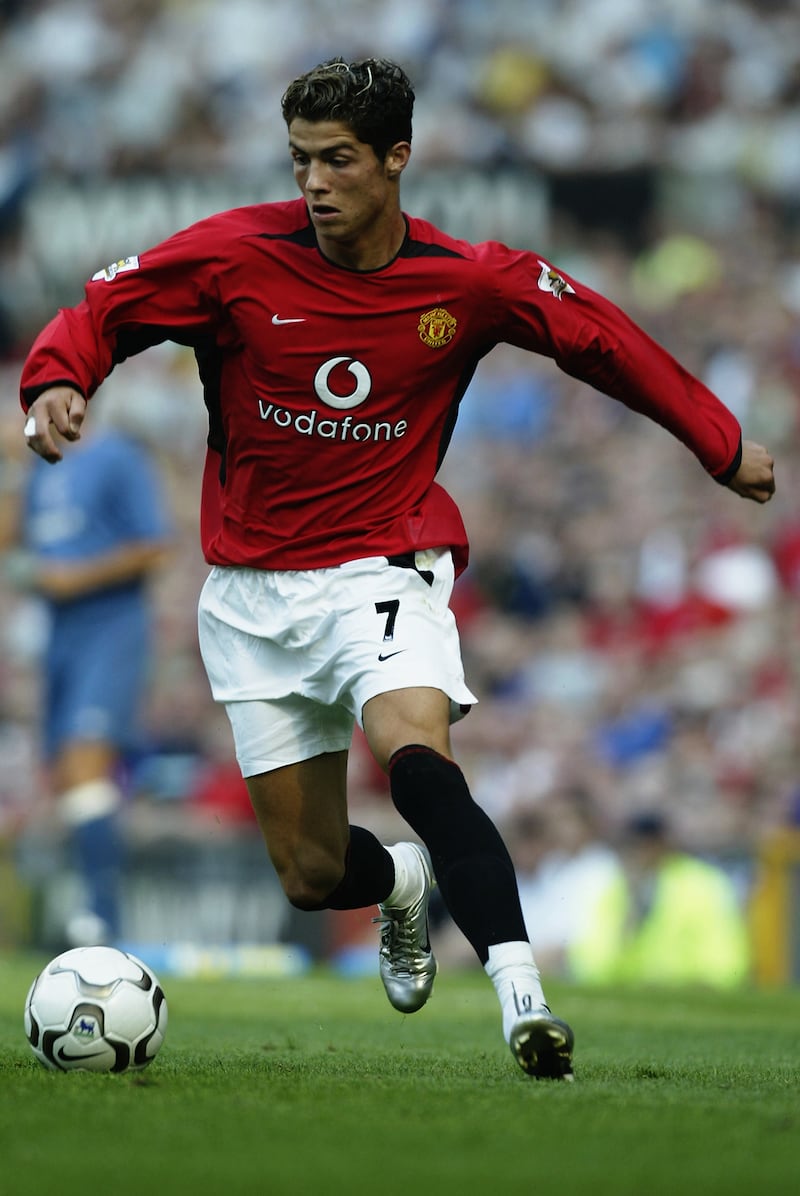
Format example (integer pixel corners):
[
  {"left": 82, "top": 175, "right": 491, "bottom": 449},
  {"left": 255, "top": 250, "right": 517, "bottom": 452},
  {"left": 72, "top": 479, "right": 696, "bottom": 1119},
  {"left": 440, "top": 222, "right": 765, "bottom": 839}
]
[{"left": 24, "top": 946, "right": 168, "bottom": 1073}]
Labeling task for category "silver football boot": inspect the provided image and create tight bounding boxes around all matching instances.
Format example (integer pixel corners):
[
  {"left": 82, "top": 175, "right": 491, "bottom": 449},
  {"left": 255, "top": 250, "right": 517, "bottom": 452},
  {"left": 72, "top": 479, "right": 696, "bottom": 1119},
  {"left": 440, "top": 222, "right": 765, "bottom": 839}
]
[
  {"left": 374, "top": 842, "right": 437, "bottom": 1014},
  {"left": 509, "top": 1008, "right": 575, "bottom": 1081}
]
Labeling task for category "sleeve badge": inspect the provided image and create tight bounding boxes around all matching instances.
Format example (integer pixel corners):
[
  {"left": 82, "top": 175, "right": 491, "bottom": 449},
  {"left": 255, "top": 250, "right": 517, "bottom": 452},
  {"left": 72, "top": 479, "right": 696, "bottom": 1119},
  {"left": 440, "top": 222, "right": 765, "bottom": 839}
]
[
  {"left": 91, "top": 256, "right": 140, "bottom": 283},
  {"left": 537, "top": 260, "right": 575, "bottom": 300}
]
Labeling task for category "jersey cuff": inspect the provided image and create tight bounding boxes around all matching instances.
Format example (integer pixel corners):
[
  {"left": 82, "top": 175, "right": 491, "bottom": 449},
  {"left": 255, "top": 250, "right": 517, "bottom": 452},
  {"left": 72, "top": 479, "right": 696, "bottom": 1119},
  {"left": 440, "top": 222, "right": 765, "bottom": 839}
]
[{"left": 713, "top": 437, "right": 742, "bottom": 486}]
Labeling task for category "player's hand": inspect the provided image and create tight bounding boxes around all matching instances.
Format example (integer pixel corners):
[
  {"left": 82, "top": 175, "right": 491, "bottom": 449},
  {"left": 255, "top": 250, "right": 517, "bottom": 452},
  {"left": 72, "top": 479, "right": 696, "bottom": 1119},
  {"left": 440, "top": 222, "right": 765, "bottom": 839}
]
[
  {"left": 726, "top": 440, "right": 775, "bottom": 503},
  {"left": 23, "top": 386, "right": 87, "bottom": 463}
]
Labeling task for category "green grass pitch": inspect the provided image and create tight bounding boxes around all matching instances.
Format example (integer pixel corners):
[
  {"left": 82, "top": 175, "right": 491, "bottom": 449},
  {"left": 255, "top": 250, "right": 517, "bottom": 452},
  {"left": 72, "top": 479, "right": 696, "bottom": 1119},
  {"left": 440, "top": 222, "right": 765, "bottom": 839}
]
[{"left": 1, "top": 953, "right": 797, "bottom": 1196}]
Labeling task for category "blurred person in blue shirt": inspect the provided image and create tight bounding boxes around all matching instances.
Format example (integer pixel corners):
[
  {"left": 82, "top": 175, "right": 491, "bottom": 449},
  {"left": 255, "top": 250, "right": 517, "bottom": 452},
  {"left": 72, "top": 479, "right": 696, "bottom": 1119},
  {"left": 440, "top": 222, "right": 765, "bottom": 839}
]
[{"left": 18, "top": 422, "right": 172, "bottom": 946}]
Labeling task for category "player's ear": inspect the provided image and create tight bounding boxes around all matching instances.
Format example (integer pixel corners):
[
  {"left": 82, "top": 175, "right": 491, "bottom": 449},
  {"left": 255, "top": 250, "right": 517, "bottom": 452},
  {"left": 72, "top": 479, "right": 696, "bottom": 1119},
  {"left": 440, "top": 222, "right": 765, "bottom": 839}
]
[{"left": 385, "top": 141, "right": 411, "bottom": 180}]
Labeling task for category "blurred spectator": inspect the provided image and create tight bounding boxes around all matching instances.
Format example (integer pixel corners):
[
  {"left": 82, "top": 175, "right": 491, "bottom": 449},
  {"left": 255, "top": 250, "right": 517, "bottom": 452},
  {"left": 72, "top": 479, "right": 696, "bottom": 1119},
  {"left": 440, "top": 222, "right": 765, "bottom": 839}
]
[
  {"left": 4, "top": 417, "right": 172, "bottom": 947},
  {"left": 0, "top": 0, "right": 796, "bottom": 189},
  {"left": 568, "top": 812, "right": 751, "bottom": 988},
  {"left": 512, "top": 787, "right": 624, "bottom": 977}
]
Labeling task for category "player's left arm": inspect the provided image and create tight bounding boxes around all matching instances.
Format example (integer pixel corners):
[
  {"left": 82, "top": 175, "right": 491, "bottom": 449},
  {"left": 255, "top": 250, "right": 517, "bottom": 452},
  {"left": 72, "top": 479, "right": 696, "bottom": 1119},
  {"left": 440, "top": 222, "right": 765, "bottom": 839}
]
[
  {"left": 725, "top": 439, "right": 775, "bottom": 504},
  {"left": 496, "top": 251, "right": 776, "bottom": 501}
]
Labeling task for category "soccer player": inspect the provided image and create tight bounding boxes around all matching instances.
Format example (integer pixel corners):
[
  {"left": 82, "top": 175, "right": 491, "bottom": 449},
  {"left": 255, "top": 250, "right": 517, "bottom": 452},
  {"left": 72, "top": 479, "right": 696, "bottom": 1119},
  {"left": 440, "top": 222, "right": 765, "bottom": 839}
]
[{"left": 18, "top": 57, "right": 775, "bottom": 1081}]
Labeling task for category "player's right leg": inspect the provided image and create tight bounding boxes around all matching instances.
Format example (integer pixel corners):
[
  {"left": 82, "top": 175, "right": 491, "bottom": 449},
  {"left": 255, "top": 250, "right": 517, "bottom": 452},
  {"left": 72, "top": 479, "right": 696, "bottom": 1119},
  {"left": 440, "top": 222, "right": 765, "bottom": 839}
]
[
  {"left": 244, "top": 749, "right": 355, "bottom": 909},
  {"left": 241, "top": 741, "right": 435, "bottom": 1013},
  {"left": 245, "top": 750, "right": 438, "bottom": 1012},
  {"left": 198, "top": 562, "right": 439, "bottom": 1013},
  {"left": 217, "top": 689, "right": 391, "bottom": 909},
  {"left": 223, "top": 700, "right": 436, "bottom": 1012}
]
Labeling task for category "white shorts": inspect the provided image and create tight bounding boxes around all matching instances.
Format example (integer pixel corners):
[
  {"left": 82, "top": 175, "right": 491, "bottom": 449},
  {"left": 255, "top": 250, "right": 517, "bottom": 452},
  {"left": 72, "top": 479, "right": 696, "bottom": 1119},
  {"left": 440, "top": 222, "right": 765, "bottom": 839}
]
[{"left": 197, "top": 548, "right": 477, "bottom": 775}]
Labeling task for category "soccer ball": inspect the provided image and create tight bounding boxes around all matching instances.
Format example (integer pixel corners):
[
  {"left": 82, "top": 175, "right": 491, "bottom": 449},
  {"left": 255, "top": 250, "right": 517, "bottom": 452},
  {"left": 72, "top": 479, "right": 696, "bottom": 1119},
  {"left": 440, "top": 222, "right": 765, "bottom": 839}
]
[{"left": 24, "top": 946, "right": 168, "bottom": 1073}]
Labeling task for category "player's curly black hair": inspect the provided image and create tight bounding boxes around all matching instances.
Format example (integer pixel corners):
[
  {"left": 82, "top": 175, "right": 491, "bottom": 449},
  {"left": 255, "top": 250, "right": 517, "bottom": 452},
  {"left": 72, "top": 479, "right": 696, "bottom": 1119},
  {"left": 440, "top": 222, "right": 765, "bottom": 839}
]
[{"left": 281, "top": 57, "right": 414, "bottom": 161}]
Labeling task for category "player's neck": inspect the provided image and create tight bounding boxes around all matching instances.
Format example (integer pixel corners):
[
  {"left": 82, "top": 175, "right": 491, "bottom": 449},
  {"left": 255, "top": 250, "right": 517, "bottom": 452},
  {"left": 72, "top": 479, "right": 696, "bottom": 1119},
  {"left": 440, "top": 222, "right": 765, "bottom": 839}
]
[{"left": 317, "top": 210, "right": 407, "bottom": 272}]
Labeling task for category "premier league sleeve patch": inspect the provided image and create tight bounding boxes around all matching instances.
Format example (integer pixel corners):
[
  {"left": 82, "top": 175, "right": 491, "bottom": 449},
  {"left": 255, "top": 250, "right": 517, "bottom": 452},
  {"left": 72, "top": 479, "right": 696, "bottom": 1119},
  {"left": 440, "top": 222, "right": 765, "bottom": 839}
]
[
  {"left": 536, "top": 260, "right": 575, "bottom": 300},
  {"left": 91, "top": 256, "right": 140, "bottom": 283}
]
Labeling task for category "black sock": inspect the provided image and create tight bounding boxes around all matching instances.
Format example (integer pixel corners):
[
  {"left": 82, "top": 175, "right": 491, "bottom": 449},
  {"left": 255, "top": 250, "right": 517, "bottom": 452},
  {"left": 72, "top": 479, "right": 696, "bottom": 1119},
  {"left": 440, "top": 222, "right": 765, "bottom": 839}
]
[
  {"left": 318, "top": 825, "right": 395, "bottom": 910},
  {"left": 389, "top": 744, "right": 527, "bottom": 965}
]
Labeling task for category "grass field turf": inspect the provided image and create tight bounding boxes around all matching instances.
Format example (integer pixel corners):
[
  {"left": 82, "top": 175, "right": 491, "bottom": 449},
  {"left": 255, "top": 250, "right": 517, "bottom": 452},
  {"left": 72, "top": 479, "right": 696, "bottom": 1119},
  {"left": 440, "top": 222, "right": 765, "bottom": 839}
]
[{"left": 0, "top": 953, "right": 797, "bottom": 1196}]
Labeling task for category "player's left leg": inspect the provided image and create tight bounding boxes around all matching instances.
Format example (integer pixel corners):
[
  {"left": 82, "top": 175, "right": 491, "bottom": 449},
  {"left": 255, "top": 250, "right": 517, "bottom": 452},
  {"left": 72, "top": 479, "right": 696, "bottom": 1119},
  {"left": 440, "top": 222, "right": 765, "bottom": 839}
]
[{"left": 363, "top": 686, "right": 574, "bottom": 1080}]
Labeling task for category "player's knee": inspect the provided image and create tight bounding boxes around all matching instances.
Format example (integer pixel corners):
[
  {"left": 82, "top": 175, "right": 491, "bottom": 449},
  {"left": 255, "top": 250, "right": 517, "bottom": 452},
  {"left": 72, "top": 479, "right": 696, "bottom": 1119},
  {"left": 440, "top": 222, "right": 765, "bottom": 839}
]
[
  {"left": 388, "top": 742, "right": 501, "bottom": 855},
  {"left": 389, "top": 743, "right": 470, "bottom": 818}
]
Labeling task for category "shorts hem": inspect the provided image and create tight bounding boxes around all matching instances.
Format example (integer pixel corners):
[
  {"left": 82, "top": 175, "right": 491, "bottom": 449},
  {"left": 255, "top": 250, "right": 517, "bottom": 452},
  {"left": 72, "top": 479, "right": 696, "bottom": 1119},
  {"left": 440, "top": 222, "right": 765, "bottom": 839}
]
[
  {"left": 354, "top": 680, "right": 477, "bottom": 728},
  {"left": 238, "top": 734, "right": 353, "bottom": 777}
]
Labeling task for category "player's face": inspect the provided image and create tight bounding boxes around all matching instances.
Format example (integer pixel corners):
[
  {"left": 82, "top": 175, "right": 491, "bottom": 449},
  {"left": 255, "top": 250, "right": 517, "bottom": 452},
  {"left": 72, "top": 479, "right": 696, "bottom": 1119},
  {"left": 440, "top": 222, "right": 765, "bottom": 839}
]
[{"left": 288, "top": 119, "right": 409, "bottom": 269}]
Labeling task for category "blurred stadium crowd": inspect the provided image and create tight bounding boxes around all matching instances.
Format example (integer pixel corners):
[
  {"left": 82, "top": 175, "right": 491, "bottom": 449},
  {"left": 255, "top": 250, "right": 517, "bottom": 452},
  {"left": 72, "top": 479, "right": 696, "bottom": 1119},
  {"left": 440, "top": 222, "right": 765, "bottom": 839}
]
[
  {"left": 0, "top": 0, "right": 799, "bottom": 185},
  {"left": 1, "top": 0, "right": 800, "bottom": 958}
]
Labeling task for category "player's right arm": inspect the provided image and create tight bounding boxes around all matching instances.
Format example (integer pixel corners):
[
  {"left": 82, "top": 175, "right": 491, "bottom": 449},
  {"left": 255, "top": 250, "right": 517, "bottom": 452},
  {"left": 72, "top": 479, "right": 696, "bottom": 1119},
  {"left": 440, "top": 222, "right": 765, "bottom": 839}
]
[
  {"left": 23, "top": 386, "right": 87, "bottom": 464},
  {"left": 19, "top": 213, "right": 235, "bottom": 463}
]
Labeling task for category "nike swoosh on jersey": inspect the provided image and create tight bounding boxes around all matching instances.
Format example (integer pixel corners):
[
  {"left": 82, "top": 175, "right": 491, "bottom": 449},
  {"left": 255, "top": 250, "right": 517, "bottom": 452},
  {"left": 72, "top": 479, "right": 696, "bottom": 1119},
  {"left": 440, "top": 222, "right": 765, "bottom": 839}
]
[
  {"left": 378, "top": 650, "right": 407, "bottom": 661},
  {"left": 272, "top": 314, "right": 306, "bottom": 325}
]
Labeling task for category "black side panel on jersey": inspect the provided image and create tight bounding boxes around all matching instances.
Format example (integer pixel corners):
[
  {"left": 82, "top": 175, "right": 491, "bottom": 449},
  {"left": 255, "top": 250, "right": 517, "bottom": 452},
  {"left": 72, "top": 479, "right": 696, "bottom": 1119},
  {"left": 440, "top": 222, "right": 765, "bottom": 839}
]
[
  {"left": 113, "top": 323, "right": 226, "bottom": 480},
  {"left": 435, "top": 351, "right": 488, "bottom": 469},
  {"left": 193, "top": 337, "right": 226, "bottom": 480},
  {"left": 112, "top": 324, "right": 172, "bottom": 366},
  {"left": 113, "top": 322, "right": 224, "bottom": 387}
]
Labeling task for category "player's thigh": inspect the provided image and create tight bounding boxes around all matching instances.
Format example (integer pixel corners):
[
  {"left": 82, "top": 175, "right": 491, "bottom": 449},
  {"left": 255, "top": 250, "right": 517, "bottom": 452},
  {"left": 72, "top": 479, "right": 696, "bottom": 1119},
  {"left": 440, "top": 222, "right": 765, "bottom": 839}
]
[
  {"left": 222, "top": 692, "right": 354, "bottom": 899},
  {"left": 245, "top": 751, "right": 350, "bottom": 905},
  {"left": 337, "top": 550, "right": 477, "bottom": 731},
  {"left": 362, "top": 686, "right": 453, "bottom": 772}
]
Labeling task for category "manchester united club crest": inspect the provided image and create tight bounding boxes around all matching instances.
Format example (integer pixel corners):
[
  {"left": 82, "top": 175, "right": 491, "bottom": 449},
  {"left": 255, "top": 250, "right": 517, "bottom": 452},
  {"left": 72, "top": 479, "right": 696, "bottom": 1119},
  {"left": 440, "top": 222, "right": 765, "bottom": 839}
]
[{"left": 418, "top": 307, "right": 457, "bottom": 349}]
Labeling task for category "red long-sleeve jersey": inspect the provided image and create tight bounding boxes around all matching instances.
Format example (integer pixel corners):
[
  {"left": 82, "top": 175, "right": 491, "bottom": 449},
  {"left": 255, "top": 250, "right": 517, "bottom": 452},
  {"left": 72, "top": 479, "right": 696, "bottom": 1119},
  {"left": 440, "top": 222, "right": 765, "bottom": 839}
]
[{"left": 20, "top": 197, "right": 742, "bottom": 575}]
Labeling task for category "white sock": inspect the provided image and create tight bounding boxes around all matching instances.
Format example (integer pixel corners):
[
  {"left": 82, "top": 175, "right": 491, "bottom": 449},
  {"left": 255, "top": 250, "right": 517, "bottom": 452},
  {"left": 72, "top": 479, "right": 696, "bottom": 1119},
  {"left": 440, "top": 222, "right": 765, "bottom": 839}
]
[
  {"left": 60, "top": 778, "right": 122, "bottom": 826},
  {"left": 484, "top": 941, "right": 547, "bottom": 1043},
  {"left": 383, "top": 842, "right": 423, "bottom": 908}
]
